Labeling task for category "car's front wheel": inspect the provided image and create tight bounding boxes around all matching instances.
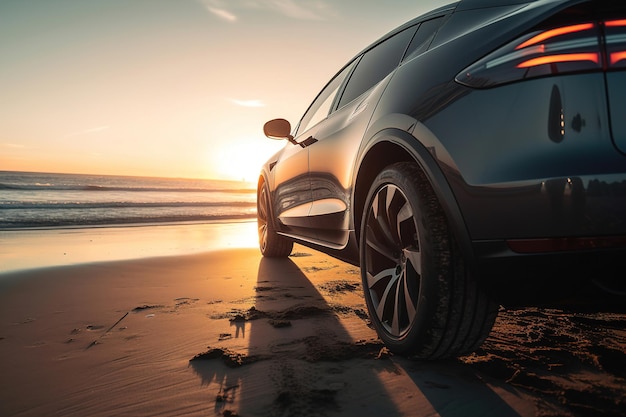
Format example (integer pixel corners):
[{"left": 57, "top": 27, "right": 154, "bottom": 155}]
[
  {"left": 258, "top": 180, "right": 293, "bottom": 258},
  {"left": 360, "top": 162, "right": 497, "bottom": 359}
]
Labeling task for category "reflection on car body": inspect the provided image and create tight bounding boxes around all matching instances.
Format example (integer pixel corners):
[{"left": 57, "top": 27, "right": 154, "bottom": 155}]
[{"left": 256, "top": 0, "right": 626, "bottom": 359}]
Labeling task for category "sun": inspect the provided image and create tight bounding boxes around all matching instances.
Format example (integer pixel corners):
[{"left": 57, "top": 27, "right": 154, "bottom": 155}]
[{"left": 212, "top": 139, "right": 284, "bottom": 183}]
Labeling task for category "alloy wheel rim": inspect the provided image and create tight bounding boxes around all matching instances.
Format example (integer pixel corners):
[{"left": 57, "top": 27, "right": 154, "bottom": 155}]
[{"left": 364, "top": 184, "right": 421, "bottom": 338}]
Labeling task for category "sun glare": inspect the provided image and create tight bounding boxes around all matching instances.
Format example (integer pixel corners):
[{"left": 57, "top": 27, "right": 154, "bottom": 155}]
[{"left": 212, "top": 140, "right": 284, "bottom": 183}]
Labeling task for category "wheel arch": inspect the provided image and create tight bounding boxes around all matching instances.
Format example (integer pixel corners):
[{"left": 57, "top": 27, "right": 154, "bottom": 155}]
[{"left": 353, "top": 128, "right": 474, "bottom": 265}]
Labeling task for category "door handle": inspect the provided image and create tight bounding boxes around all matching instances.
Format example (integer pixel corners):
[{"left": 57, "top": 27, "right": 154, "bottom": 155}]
[{"left": 300, "top": 136, "right": 318, "bottom": 147}]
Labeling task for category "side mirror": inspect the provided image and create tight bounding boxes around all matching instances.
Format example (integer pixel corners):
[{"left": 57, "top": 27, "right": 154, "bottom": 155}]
[{"left": 263, "top": 119, "right": 293, "bottom": 141}]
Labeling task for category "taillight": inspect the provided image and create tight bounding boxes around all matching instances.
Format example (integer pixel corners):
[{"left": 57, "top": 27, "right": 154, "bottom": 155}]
[
  {"left": 605, "top": 19, "right": 626, "bottom": 68},
  {"left": 455, "top": 20, "right": 626, "bottom": 88}
]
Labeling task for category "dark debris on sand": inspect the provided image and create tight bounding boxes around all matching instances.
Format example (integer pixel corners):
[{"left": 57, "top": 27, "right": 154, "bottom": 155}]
[
  {"left": 189, "top": 347, "right": 270, "bottom": 368},
  {"left": 190, "top": 337, "right": 387, "bottom": 369},
  {"left": 228, "top": 304, "right": 332, "bottom": 323},
  {"left": 225, "top": 304, "right": 375, "bottom": 334},
  {"left": 289, "top": 252, "right": 313, "bottom": 258},
  {"left": 460, "top": 308, "right": 626, "bottom": 417},
  {"left": 317, "top": 280, "right": 360, "bottom": 294},
  {"left": 131, "top": 304, "right": 163, "bottom": 312}
]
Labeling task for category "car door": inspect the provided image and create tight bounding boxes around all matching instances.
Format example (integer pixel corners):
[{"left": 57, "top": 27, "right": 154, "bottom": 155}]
[
  {"left": 271, "top": 132, "right": 312, "bottom": 236},
  {"left": 307, "top": 26, "right": 419, "bottom": 246},
  {"left": 272, "top": 61, "right": 356, "bottom": 240}
]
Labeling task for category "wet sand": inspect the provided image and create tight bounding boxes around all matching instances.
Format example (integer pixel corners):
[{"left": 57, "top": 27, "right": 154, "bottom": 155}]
[
  {"left": 0, "top": 225, "right": 624, "bottom": 416},
  {"left": 0, "top": 221, "right": 259, "bottom": 274}
]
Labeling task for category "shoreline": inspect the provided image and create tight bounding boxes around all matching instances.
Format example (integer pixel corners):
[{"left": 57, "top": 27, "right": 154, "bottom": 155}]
[
  {"left": 0, "top": 220, "right": 258, "bottom": 275},
  {"left": 0, "top": 214, "right": 257, "bottom": 231},
  {"left": 0, "top": 216, "right": 256, "bottom": 232}
]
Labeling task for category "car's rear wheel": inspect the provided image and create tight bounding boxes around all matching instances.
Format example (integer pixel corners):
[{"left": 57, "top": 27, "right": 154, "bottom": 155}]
[
  {"left": 258, "top": 180, "right": 293, "bottom": 258},
  {"left": 360, "top": 162, "right": 497, "bottom": 358}
]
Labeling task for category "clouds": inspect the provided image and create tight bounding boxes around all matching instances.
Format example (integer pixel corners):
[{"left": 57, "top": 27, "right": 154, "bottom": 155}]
[
  {"left": 199, "top": 0, "right": 335, "bottom": 22},
  {"left": 205, "top": 6, "right": 237, "bottom": 22},
  {"left": 230, "top": 99, "right": 265, "bottom": 107}
]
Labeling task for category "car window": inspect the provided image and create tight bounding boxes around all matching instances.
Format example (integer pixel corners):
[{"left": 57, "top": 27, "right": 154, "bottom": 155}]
[
  {"left": 296, "top": 60, "right": 357, "bottom": 136},
  {"left": 402, "top": 17, "right": 445, "bottom": 62},
  {"left": 336, "top": 26, "right": 417, "bottom": 109}
]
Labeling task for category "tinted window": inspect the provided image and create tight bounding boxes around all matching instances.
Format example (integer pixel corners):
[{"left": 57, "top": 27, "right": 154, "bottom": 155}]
[
  {"left": 337, "top": 26, "right": 416, "bottom": 109},
  {"left": 403, "top": 17, "right": 444, "bottom": 61},
  {"left": 296, "top": 60, "right": 357, "bottom": 136}
]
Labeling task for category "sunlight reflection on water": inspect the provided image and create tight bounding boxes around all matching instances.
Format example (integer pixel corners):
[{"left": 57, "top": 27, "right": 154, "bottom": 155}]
[{"left": 0, "top": 220, "right": 258, "bottom": 274}]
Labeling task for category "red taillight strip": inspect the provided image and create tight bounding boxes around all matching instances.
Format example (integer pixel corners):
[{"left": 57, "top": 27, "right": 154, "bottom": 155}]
[
  {"left": 605, "top": 19, "right": 626, "bottom": 67},
  {"left": 516, "top": 23, "right": 595, "bottom": 50},
  {"left": 610, "top": 51, "right": 626, "bottom": 65},
  {"left": 517, "top": 52, "right": 600, "bottom": 68},
  {"left": 605, "top": 19, "right": 626, "bottom": 27}
]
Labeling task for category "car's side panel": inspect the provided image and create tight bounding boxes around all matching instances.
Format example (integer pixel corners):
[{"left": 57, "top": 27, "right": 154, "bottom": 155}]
[
  {"left": 301, "top": 26, "right": 419, "bottom": 247},
  {"left": 269, "top": 59, "right": 364, "bottom": 242},
  {"left": 307, "top": 82, "right": 388, "bottom": 246},
  {"left": 270, "top": 132, "right": 312, "bottom": 236}
]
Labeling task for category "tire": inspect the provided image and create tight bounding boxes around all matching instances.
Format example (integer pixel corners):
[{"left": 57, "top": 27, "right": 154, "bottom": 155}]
[
  {"left": 359, "top": 162, "right": 497, "bottom": 359},
  {"left": 257, "top": 180, "right": 293, "bottom": 258}
]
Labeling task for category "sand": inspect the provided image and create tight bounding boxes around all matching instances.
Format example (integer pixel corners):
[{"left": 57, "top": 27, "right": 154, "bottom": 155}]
[{"left": 0, "top": 223, "right": 624, "bottom": 416}]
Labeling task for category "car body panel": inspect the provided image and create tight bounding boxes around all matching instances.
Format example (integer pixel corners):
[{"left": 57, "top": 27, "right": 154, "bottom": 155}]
[
  {"left": 271, "top": 138, "right": 311, "bottom": 231},
  {"left": 308, "top": 76, "right": 391, "bottom": 246},
  {"left": 423, "top": 73, "right": 626, "bottom": 240}
]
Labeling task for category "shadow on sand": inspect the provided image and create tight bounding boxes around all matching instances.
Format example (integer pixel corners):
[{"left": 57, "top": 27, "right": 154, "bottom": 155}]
[{"left": 191, "top": 255, "right": 526, "bottom": 417}]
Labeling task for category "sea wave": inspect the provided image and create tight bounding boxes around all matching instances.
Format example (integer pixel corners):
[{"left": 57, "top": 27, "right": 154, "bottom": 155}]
[
  {"left": 0, "top": 182, "right": 255, "bottom": 193},
  {"left": 0, "top": 213, "right": 257, "bottom": 229},
  {"left": 0, "top": 201, "right": 256, "bottom": 210},
  {"left": 0, "top": 171, "right": 259, "bottom": 230}
]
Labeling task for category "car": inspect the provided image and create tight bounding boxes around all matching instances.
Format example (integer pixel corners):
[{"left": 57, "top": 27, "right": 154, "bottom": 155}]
[{"left": 257, "top": 0, "right": 626, "bottom": 359}]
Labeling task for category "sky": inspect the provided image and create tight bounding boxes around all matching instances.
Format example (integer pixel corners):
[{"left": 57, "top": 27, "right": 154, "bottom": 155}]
[{"left": 0, "top": 0, "right": 450, "bottom": 182}]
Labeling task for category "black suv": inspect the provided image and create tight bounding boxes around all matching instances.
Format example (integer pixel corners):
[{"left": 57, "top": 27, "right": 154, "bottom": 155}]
[{"left": 257, "top": 0, "right": 626, "bottom": 359}]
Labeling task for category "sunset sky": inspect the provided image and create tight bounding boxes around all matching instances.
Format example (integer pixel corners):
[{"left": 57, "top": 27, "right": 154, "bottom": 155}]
[{"left": 1, "top": 0, "right": 449, "bottom": 181}]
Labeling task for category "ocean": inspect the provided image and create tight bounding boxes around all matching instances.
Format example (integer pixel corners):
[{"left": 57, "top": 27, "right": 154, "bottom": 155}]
[{"left": 0, "top": 171, "right": 258, "bottom": 229}]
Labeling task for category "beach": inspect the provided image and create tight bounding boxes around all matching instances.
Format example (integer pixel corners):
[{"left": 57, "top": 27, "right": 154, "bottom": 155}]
[{"left": 1, "top": 222, "right": 625, "bottom": 417}]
